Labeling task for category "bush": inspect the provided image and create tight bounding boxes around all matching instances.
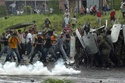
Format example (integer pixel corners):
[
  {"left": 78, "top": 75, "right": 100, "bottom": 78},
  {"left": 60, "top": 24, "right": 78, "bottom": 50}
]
[
  {"left": 42, "top": 78, "right": 73, "bottom": 83},
  {"left": 113, "top": 0, "right": 121, "bottom": 10},
  {"left": 24, "top": 6, "right": 32, "bottom": 14},
  {"left": 48, "top": 0, "right": 61, "bottom": 14},
  {"left": 0, "top": 5, "right": 6, "bottom": 16}
]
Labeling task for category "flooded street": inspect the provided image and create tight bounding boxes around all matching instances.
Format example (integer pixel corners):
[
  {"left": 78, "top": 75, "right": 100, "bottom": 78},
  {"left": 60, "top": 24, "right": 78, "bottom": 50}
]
[{"left": 0, "top": 56, "right": 125, "bottom": 83}]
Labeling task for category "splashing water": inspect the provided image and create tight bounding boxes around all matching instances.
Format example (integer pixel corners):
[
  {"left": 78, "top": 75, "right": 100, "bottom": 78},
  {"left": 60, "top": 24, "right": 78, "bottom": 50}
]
[{"left": 0, "top": 59, "right": 80, "bottom": 75}]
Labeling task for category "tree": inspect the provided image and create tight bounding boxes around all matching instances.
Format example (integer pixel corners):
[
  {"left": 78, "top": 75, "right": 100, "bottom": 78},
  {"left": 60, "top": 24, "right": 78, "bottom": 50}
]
[
  {"left": 24, "top": 6, "right": 32, "bottom": 14},
  {"left": 113, "top": 0, "right": 121, "bottom": 10},
  {"left": 48, "top": 0, "right": 60, "bottom": 14},
  {"left": 69, "top": 0, "right": 76, "bottom": 15}
]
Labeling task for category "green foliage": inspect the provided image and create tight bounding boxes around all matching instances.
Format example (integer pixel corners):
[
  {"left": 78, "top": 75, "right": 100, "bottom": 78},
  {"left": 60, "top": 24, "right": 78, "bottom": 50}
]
[
  {"left": 0, "top": 11, "right": 124, "bottom": 34},
  {"left": 0, "top": 5, "right": 6, "bottom": 16},
  {"left": 41, "top": 78, "right": 73, "bottom": 83},
  {"left": 113, "top": 0, "right": 121, "bottom": 10},
  {"left": 24, "top": 6, "right": 32, "bottom": 14},
  {"left": 105, "top": 0, "right": 121, "bottom": 10},
  {"left": 48, "top": 0, "right": 61, "bottom": 14}
]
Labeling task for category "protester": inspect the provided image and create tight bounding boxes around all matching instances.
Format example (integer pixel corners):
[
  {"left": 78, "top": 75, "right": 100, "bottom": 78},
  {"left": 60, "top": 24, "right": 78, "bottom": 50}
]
[
  {"left": 25, "top": 31, "right": 32, "bottom": 56},
  {"left": 64, "top": 15, "right": 70, "bottom": 28},
  {"left": 44, "top": 17, "right": 51, "bottom": 28},
  {"left": 29, "top": 32, "right": 47, "bottom": 64},
  {"left": 121, "top": 2, "right": 125, "bottom": 18},
  {"left": 5, "top": 33, "right": 21, "bottom": 63},
  {"left": 71, "top": 15, "right": 77, "bottom": 28},
  {"left": 64, "top": 9, "right": 70, "bottom": 17},
  {"left": 0, "top": 33, "right": 9, "bottom": 58},
  {"left": 92, "top": 5, "right": 97, "bottom": 15},
  {"left": 102, "top": 5, "right": 107, "bottom": 15},
  {"left": 64, "top": 32, "right": 71, "bottom": 57},
  {"left": 44, "top": 30, "right": 57, "bottom": 61},
  {"left": 57, "top": 32, "right": 69, "bottom": 61},
  {"left": 50, "top": 7, "right": 54, "bottom": 14},
  {"left": 10, "top": 1, "right": 16, "bottom": 15},
  {"left": 63, "top": 24, "right": 73, "bottom": 33},
  {"left": 89, "top": 5, "right": 93, "bottom": 15},
  {"left": 97, "top": 9, "right": 102, "bottom": 25},
  {"left": 110, "top": 9, "right": 116, "bottom": 23},
  {"left": 80, "top": 6, "right": 85, "bottom": 15},
  {"left": 86, "top": 7, "right": 90, "bottom": 14}
]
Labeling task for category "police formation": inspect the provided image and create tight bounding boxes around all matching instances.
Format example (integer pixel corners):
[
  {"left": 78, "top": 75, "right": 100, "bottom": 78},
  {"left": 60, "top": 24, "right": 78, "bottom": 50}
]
[
  {"left": 0, "top": 23, "right": 125, "bottom": 68},
  {"left": 75, "top": 23, "right": 125, "bottom": 68}
]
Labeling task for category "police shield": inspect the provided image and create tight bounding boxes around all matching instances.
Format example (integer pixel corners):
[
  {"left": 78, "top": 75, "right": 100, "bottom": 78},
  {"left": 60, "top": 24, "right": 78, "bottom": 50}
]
[
  {"left": 111, "top": 24, "right": 121, "bottom": 43},
  {"left": 82, "top": 34, "right": 99, "bottom": 55},
  {"left": 75, "top": 29, "right": 85, "bottom": 48},
  {"left": 70, "top": 36, "right": 76, "bottom": 57},
  {"left": 68, "top": 36, "right": 76, "bottom": 63},
  {"left": 122, "top": 24, "right": 125, "bottom": 44}
]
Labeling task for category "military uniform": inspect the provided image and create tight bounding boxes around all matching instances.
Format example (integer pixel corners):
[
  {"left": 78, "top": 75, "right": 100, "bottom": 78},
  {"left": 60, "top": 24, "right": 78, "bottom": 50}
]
[{"left": 97, "top": 36, "right": 114, "bottom": 66}]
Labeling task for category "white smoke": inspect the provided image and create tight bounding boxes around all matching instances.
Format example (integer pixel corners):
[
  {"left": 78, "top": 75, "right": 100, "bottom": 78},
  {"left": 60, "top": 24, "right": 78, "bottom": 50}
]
[{"left": 0, "top": 59, "right": 80, "bottom": 75}]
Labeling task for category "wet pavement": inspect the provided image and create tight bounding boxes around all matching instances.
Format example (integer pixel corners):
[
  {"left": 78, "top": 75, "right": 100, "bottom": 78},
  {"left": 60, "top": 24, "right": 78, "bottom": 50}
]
[{"left": 0, "top": 55, "right": 125, "bottom": 83}]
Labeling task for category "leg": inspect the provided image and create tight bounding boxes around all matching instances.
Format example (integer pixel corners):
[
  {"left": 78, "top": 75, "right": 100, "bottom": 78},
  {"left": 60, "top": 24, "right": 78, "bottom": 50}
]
[
  {"left": 26, "top": 42, "right": 32, "bottom": 56},
  {"left": 49, "top": 46, "right": 57, "bottom": 60},
  {"left": 5, "top": 49, "right": 14, "bottom": 62},
  {"left": 0, "top": 46, "right": 8, "bottom": 57},
  {"left": 18, "top": 43, "right": 25, "bottom": 59},
  {"left": 65, "top": 43, "right": 70, "bottom": 57},
  {"left": 39, "top": 47, "right": 47, "bottom": 62},
  {"left": 13, "top": 48, "right": 21, "bottom": 63},
  {"left": 30, "top": 48, "right": 38, "bottom": 63},
  {"left": 59, "top": 45, "right": 68, "bottom": 61}
]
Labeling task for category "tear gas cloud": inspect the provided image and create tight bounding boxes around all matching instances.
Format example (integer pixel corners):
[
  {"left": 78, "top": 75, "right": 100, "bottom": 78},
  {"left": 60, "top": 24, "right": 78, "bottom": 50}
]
[{"left": 0, "top": 59, "right": 80, "bottom": 75}]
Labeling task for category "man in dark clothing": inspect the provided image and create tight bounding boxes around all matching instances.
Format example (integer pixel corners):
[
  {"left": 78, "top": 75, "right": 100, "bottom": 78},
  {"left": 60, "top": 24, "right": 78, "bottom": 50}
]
[
  {"left": 58, "top": 32, "right": 69, "bottom": 61},
  {"left": 64, "top": 32, "right": 71, "bottom": 57},
  {"left": 97, "top": 35, "right": 114, "bottom": 67},
  {"left": 0, "top": 33, "right": 9, "bottom": 58},
  {"left": 44, "top": 18, "right": 51, "bottom": 28},
  {"left": 29, "top": 32, "right": 47, "bottom": 63},
  {"left": 103, "top": 5, "right": 107, "bottom": 15},
  {"left": 110, "top": 9, "right": 116, "bottom": 22},
  {"left": 92, "top": 5, "right": 97, "bottom": 16},
  {"left": 44, "top": 31, "right": 57, "bottom": 61}
]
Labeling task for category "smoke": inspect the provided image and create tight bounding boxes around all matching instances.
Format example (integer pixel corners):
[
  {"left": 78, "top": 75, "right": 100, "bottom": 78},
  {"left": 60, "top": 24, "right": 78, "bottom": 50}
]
[{"left": 0, "top": 59, "right": 80, "bottom": 75}]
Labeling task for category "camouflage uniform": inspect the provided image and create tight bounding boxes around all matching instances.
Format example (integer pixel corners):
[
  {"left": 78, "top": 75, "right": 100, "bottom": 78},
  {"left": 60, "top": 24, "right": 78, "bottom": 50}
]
[
  {"left": 113, "top": 32, "right": 124, "bottom": 66},
  {"left": 97, "top": 35, "right": 114, "bottom": 66}
]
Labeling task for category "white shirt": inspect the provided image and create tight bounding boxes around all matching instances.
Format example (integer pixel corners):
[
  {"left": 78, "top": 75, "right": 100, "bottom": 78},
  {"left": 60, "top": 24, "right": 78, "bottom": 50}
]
[
  {"left": 50, "top": 8, "right": 53, "bottom": 13},
  {"left": 10, "top": 3, "right": 16, "bottom": 8},
  {"left": 26, "top": 33, "right": 32, "bottom": 43},
  {"left": 90, "top": 6, "right": 93, "bottom": 11},
  {"left": 121, "top": 2, "right": 125, "bottom": 9},
  {"left": 64, "top": 12, "right": 70, "bottom": 17},
  {"left": 6, "top": 34, "right": 10, "bottom": 39},
  {"left": 71, "top": 18, "right": 77, "bottom": 25},
  {"left": 86, "top": 8, "right": 90, "bottom": 13},
  {"left": 64, "top": 16, "right": 69, "bottom": 25}
]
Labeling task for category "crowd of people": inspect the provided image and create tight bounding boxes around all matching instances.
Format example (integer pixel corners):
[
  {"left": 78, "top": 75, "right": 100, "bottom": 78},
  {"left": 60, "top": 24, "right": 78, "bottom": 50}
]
[
  {"left": 0, "top": 21, "right": 74, "bottom": 65},
  {"left": 62, "top": 4, "right": 117, "bottom": 28},
  {"left": 1, "top": 2, "right": 125, "bottom": 67}
]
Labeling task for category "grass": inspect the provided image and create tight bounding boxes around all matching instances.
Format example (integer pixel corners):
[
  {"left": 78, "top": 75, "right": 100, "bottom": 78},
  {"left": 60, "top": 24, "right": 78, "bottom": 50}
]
[
  {"left": 41, "top": 78, "right": 73, "bottom": 83},
  {"left": 0, "top": 10, "right": 124, "bottom": 34}
]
